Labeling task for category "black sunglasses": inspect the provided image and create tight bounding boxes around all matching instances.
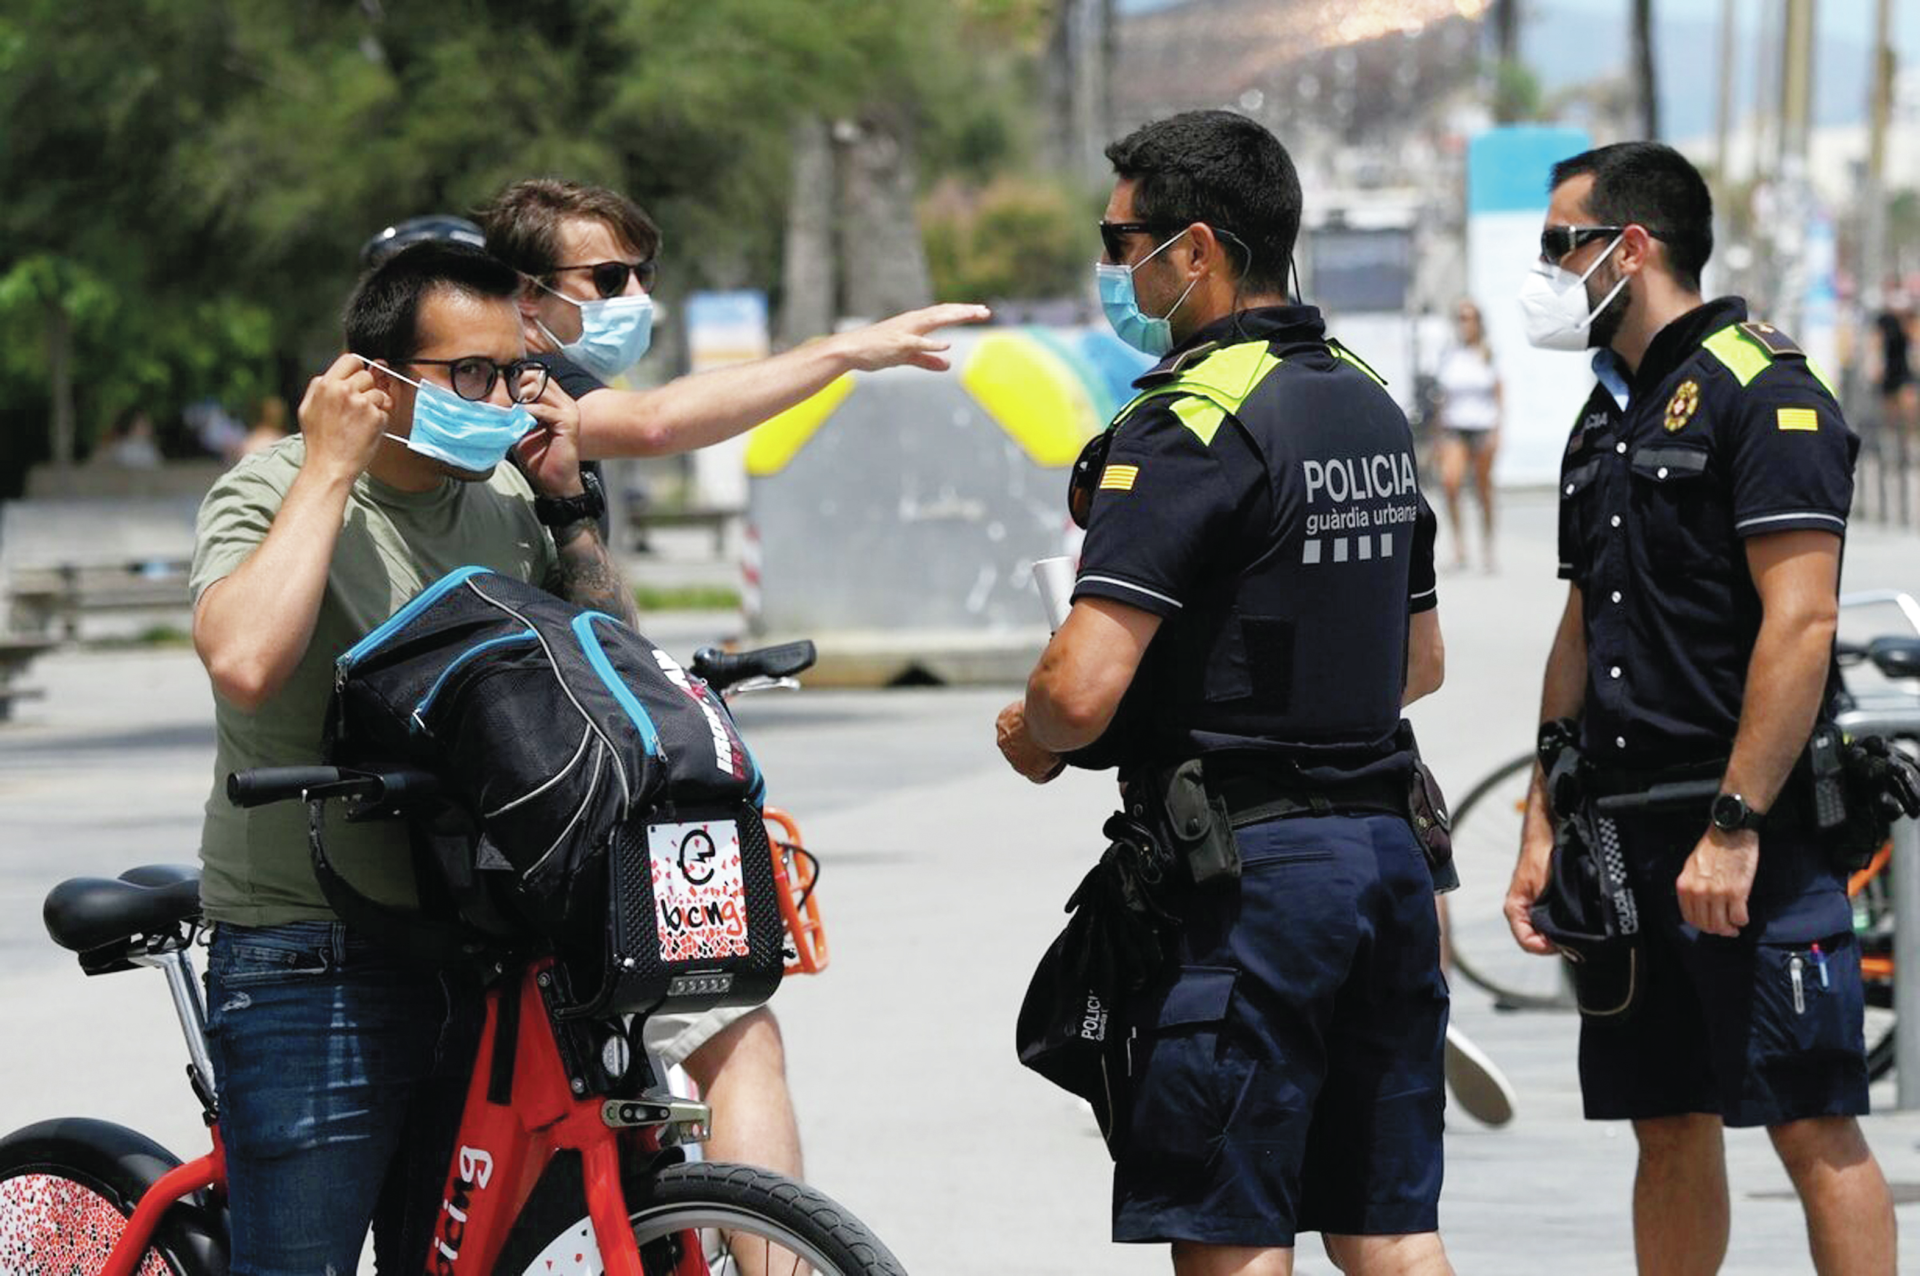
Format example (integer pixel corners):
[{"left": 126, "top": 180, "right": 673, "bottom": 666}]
[
  {"left": 550, "top": 258, "right": 658, "bottom": 300},
  {"left": 408, "top": 356, "right": 551, "bottom": 404},
  {"left": 1067, "top": 430, "right": 1114, "bottom": 529},
  {"left": 1538, "top": 225, "right": 1625, "bottom": 266},
  {"left": 1098, "top": 220, "right": 1182, "bottom": 264}
]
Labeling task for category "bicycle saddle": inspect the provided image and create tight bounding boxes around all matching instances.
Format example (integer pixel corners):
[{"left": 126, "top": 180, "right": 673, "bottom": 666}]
[{"left": 43, "top": 864, "right": 201, "bottom": 954}]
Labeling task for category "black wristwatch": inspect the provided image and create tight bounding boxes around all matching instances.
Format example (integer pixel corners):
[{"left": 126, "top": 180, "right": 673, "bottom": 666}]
[
  {"left": 534, "top": 470, "right": 605, "bottom": 529},
  {"left": 1710, "top": 792, "right": 1766, "bottom": 833}
]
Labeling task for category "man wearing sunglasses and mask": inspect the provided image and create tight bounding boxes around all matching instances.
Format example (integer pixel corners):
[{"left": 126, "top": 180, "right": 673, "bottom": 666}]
[
  {"left": 1502, "top": 142, "right": 1893, "bottom": 1274},
  {"left": 189, "top": 241, "right": 634, "bottom": 1275},
  {"left": 477, "top": 177, "right": 988, "bottom": 462},
  {"left": 996, "top": 111, "right": 1450, "bottom": 1276}
]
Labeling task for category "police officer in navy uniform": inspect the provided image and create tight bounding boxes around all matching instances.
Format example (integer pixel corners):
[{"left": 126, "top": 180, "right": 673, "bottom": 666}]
[
  {"left": 1503, "top": 143, "right": 1896, "bottom": 1275},
  {"left": 997, "top": 111, "right": 1454, "bottom": 1276}
]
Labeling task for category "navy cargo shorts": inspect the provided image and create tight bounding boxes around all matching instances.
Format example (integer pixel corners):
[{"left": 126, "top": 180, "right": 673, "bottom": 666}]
[
  {"left": 1110, "top": 813, "right": 1447, "bottom": 1248},
  {"left": 1578, "top": 814, "right": 1869, "bottom": 1128}
]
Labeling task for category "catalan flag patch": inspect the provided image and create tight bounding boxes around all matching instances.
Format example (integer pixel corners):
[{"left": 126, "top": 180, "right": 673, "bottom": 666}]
[
  {"left": 1777, "top": 407, "right": 1819, "bottom": 432},
  {"left": 1099, "top": 464, "right": 1139, "bottom": 492}
]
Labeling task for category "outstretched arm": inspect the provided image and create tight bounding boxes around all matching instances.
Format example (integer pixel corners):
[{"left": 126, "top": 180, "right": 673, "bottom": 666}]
[{"left": 576, "top": 303, "right": 990, "bottom": 458}]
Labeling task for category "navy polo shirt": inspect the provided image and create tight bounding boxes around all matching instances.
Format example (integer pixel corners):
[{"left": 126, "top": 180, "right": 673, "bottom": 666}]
[
  {"left": 1556, "top": 297, "right": 1857, "bottom": 767},
  {"left": 1070, "top": 307, "right": 1437, "bottom": 774}
]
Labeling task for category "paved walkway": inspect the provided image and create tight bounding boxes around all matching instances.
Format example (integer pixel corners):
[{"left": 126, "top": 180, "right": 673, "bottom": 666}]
[{"left": 2, "top": 492, "right": 1918, "bottom": 1273}]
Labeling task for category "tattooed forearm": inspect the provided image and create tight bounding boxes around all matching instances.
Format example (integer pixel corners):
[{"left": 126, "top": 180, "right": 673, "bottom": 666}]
[{"left": 548, "top": 521, "right": 640, "bottom": 628}]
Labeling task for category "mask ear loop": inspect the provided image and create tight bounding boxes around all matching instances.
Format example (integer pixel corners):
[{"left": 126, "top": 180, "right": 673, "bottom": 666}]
[
  {"left": 352, "top": 354, "right": 423, "bottom": 450},
  {"left": 524, "top": 274, "right": 584, "bottom": 355},
  {"left": 1575, "top": 233, "right": 1630, "bottom": 334}
]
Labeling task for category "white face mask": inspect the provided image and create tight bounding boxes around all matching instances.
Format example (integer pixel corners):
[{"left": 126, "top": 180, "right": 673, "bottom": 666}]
[{"left": 1517, "top": 233, "right": 1628, "bottom": 351}]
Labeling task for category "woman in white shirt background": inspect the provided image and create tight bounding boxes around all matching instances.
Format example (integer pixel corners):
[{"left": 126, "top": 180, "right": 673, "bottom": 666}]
[{"left": 1433, "top": 298, "right": 1502, "bottom": 572}]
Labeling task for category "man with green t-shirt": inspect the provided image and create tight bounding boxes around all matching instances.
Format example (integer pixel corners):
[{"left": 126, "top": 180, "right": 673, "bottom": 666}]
[{"left": 189, "top": 240, "right": 630, "bottom": 1275}]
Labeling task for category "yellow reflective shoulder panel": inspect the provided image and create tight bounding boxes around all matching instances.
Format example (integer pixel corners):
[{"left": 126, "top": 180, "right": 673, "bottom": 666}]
[
  {"left": 1806, "top": 357, "right": 1839, "bottom": 400},
  {"left": 1331, "top": 344, "right": 1387, "bottom": 386},
  {"left": 1175, "top": 341, "right": 1284, "bottom": 407},
  {"left": 1169, "top": 395, "right": 1226, "bottom": 445},
  {"left": 1702, "top": 324, "right": 1774, "bottom": 387}
]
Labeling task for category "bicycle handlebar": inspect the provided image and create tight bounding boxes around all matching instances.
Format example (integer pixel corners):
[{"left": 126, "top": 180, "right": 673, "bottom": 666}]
[
  {"left": 226, "top": 765, "right": 440, "bottom": 809},
  {"left": 691, "top": 640, "right": 817, "bottom": 692}
]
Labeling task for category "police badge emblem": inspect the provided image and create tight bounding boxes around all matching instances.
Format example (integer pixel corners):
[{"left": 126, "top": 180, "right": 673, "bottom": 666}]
[{"left": 1664, "top": 380, "right": 1700, "bottom": 433}]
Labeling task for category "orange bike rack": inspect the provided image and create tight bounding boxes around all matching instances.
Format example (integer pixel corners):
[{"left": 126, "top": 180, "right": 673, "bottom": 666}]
[{"left": 763, "top": 807, "right": 829, "bottom": 975}]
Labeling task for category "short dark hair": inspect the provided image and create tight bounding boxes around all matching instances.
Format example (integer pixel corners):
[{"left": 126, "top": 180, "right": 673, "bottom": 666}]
[
  {"left": 1549, "top": 142, "right": 1713, "bottom": 290},
  {"left": 1104, "top": 111, "right": 1300, "bottom": 293},
  {"left": 476, "top": 178, "right": 661, "bottom": 279},
  {"left": 343, "top": 241, "right": 521, "bottom": 363}
]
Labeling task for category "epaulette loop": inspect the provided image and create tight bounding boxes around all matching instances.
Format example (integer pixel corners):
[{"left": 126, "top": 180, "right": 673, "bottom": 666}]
[{"left": 1738, "top": 321, "right": 1803, "bottom": 359}]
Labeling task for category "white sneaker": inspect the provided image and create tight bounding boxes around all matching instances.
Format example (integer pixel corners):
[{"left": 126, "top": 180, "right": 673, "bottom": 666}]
[{"left": 1444, "top": 1021, "right": 1516, "bottom": 1127}]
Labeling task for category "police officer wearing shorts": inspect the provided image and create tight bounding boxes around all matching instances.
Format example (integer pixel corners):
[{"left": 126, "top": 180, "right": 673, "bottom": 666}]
[
  {"left": 1504, "top": 142, "right": 1897, "bottom": 1274},
  {"left": 997, "top": 111, "right": 1454, "bottom": 1276}
]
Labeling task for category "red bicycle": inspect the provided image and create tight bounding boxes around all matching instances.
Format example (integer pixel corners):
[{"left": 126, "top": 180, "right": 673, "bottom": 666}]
[{"left": 0, "top": 651, "right": 897, "bottom": 1276}]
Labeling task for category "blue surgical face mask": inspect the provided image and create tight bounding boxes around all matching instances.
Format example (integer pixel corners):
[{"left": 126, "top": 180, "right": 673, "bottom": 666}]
[
  {"left": 537, "top": 285, "right": 654, "bottom": 381},
  {"left": 1096, "top": 229, "right": 1199, "bottom": 357},
  {"left": 361, "top": 357, "right": 534, "bottom": 475}
]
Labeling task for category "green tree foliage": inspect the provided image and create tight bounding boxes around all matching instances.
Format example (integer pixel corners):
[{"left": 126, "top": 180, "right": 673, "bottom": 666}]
[
  {"left": 923, "top": 177, "right": 1091, "bottom": 303},
  {"left": 0, "top": 0, "right": 1050, "bottom": 494}
]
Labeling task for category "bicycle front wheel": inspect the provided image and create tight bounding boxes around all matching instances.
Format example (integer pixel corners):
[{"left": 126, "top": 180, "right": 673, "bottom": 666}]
[
  {"left": 512, "top": 1160, "right": 906, "bottom": 1276},
  {"left": 1444, "top": 752, "right": 1576, "bottom": 1010}
]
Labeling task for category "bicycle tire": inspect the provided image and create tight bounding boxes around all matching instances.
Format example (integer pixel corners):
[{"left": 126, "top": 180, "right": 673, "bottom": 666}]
[
  {"left": 1443, "top": 752, "right": 1577, "bottom": 1011},
  {"left": 0, "top": 1118, "right": 227, "bottom": 1276},
  {"left": 1867, "top": 1020, "right": 1897, "bottom": 1082},
  {"left": 504, "top": 1159, "right": 906, "bottom": 1276}
]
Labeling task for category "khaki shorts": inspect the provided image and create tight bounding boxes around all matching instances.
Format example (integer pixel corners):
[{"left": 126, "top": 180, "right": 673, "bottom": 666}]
[{"left": 642, "top": 1003, "right": 755, "bottom": 1070}]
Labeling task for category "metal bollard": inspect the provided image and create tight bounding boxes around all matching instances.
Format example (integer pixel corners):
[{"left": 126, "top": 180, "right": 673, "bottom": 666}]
[{"left": 1895, "top": 816, "right": 1920, "bottom": 1107}]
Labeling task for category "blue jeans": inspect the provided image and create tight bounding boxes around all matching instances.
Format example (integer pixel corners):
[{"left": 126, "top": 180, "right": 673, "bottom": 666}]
[{"left": 205, "top": 921, "right": 483, "bottom": 1276}]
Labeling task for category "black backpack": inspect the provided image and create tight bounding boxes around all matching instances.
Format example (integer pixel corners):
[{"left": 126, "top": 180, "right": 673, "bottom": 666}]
[{"left": 324, "top": 566, "right": 785, "bottom": 1018}]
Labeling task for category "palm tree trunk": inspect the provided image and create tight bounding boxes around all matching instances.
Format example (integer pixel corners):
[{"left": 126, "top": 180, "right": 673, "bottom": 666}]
[{"left": 1631, "top": 0, "right": 1660, "bottom": 138}]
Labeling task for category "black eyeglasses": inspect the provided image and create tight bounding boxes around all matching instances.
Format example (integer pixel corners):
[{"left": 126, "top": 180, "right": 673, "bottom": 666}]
[
  {"left": 1539, "top": 225, "right": 1625, "bottom": 265},
  {"left": 408, "top": 357, "right": 551, "bottom": 404},
  {"left": 1098, "top": 220, "right": 1180, "bottom": 264},
  {"left": 550, "top": 259, "right": 658, "bottom": 299},
  {"left": 1068, "top": 430, "right": 1114, "bottom": 529}
]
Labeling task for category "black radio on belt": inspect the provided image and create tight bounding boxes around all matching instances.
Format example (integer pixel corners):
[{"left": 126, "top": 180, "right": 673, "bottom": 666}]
[{"left": 1807, "top": 725, "right": 1847, "bottom": 832}]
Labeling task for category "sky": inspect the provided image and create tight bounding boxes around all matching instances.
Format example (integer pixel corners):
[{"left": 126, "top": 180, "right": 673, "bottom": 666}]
[
  {"left": 1120, "top": 0, "right": 1920, "bottom": 140},
  {"left": 1531, "top": 0, "right": 1919, "bottom": 138}
]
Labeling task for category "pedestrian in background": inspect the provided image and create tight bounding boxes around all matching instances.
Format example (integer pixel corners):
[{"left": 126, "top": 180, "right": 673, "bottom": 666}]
[
  {"left": 1432, "top": 299, "right": 1501, "bottom": 572},
  {"left": 1871, "top": 294, "right": 1915, "bottom": 465}
]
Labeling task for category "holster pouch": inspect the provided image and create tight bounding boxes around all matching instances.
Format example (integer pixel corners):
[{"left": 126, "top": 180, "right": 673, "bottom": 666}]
[
  {"left": 1530, "top": 802, "right": 1643, "bottom": 1020},
  {"left": 1408, "top": 755, "right": 1458, "bottom": 894},
  {"left": 1139, "top": 759, "right": 1241, "bottom": 887},
  {"left": 1396, "top": 722, "right": 1456, "bottom": 893},
  {"left": 1528, "top": 725, "right": 1644, "bottom": 1020}
]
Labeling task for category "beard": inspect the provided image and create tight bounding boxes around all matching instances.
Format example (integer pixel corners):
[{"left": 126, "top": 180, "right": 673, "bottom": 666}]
[{"left": 1585, "top": 267, "right": 1632, "bottom": 349}]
